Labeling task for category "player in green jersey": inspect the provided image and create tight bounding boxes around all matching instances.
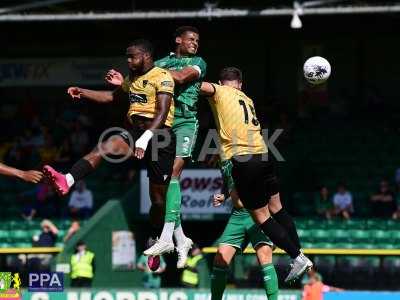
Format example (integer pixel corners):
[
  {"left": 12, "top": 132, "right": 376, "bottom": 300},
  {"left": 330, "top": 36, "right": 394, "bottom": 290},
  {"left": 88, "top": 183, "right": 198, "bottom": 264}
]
[
  {"left": 105, "top": 26, "right": 206, "bottom": 268},
  {"left": 211, "top": 159, "right": 279, "bottom": 300}
]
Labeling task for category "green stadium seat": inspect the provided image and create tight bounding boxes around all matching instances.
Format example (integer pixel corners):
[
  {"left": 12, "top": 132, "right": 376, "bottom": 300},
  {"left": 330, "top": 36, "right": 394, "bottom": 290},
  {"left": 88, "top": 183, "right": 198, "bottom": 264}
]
[
  {"left": 375, "top": 242, "right": 397, "bottom": 249},
  {"left": 310, "top": 229, "right": 331, "bottom": 242},
  {"left": 312, "top": 242, "right": 336, "bottom": 249},
  {"left": 13, "top": 230, "right": 30, "bottom": 241},
  {"left": 366, "top": 219, "right": 386, "bottom": 229},
  {"left": 344, "top": 220, "right": 365, "bottom": 229},
  {"left": 348, "top": 230, "right": 370, "bottom": 242},
  {"left": 0, "top": 230, "right": 10, "bottom": 241},
  {"left": 337, "top": 256, "right": 363, "bottom": 267},
  {"left": 13, "top": 242, "right": 31, "bottom": 248},
  {"left": 357, "top": 243, "right": 377, "bottom": 249},
  {"left": 314, "top": 255, "right": 336, "bottom": 266},
  {"left": 0, "top": 243, "right": 12, "bottom": 248},
  {"left": 370, "top": 230, "right": 391, "bottom": 242},
  {"left": 362, "top": 256, "right": 381, "bottom": 268},
  {"left": 328, "top": 229, "right": 348, "bottom": 243},
  {"left": 385, "top": 220, "right": 400, "bottom": 230},
  {"left": 383, "top": 256, "right": 400, "bottom": 268},
  {"left": 389, "top": 230, "right": 400, "bottom": 241},
  {"left": 335, "top": 243, "right": 354, "bottom": 249},
  {"left": 302, "top": 242, "right": 314, "bottom": 249}
]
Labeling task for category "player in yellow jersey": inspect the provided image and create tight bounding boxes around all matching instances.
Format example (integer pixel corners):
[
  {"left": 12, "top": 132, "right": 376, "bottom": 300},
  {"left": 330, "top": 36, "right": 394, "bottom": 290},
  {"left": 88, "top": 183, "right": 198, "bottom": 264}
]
[
  {"left": 201, "top": 67, "right": 312, "bottom": 282},
  {"left": 42, "top": 40, "right": 176, "bottom": 230}
]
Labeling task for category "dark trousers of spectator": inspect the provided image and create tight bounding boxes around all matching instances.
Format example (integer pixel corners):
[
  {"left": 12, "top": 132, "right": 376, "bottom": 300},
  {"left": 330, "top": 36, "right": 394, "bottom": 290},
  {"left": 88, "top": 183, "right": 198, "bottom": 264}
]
[
  {"left": 71, "top": 277, "right": 92, "bottom": 287},
  {"left": 372, "top": 203, "right": 395, "bottom": 218}
]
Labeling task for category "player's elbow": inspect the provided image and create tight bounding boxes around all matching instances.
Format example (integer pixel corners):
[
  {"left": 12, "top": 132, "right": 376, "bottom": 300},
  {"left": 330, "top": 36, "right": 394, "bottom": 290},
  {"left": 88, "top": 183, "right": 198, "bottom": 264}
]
[{"left": 174, "top": 76, "right": 186, "bottom": 85}]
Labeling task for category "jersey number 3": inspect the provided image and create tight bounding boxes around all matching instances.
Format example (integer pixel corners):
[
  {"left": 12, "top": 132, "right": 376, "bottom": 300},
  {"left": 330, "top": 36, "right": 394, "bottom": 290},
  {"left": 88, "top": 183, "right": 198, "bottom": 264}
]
[{"left": 238, "top": 100, "right": 259, "bottom": 126}]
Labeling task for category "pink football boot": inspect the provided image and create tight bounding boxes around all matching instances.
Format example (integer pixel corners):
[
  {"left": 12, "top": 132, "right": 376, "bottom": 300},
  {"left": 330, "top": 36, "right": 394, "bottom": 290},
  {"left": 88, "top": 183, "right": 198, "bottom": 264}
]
[{"left": 42, "top": 165, "right": 70, "bottom": 196}]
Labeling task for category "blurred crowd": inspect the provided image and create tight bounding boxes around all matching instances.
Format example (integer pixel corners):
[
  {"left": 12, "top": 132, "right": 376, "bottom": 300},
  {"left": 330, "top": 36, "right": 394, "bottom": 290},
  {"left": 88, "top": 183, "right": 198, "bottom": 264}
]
[{"left": 315, "top": 176, "right": 400, "bottom": 220}]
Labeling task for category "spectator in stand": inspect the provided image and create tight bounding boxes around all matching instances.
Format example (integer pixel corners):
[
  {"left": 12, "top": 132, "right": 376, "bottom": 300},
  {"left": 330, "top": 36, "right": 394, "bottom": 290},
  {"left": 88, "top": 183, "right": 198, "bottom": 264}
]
[
  {"left": 54, "top": 139, "right": 73, "bottom": 171},
  {"left": 70, "top": 121, "right": 89, "bottom": 158},
  {"left": 370, "top": 180, "right": 396, "bottom": 218},
  {"left": 68, "top": 181, "right": 93, "bottom": 219},
  {"left": 302, "top": 269, "right": 343, "bottom": 300},
  {"left": 314, "top": 186, "right": 333, "bottom": 219},
  {"left": 38, "top": 134, "right": 58, "bottom": 165},
  {"left": 34, "top": 219, "right": 59, "bottom": 247},
  {"left": 36, "top": 182, "right": 60, "bottom": 218},
  {"left": 332, "top": 183, "right": 353, "bottom": 219}
]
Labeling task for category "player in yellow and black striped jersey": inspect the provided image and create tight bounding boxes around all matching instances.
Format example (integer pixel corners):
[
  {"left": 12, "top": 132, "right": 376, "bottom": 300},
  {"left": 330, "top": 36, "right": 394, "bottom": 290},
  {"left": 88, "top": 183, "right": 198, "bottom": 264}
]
[
  {"left": 201, "top": 67, "right": 313, "bottom": 283},
  {"left": 42, "top": 39, "right": 176, "bottom": 229}
]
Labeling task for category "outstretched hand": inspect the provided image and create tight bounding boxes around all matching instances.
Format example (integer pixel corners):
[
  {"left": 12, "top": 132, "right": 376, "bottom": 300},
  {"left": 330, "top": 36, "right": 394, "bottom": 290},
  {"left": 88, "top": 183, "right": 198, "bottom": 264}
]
[
  {"left": 105, "top": 69, "right": 124, "bottom": 86},
  {"left": 213, "top": 193, "right": 225, "bottom": 207},
  {"left": 67, "top": 87, "right": 82, "bottom": 100},
  {"left": 20, "top": 170, "right": 43, "bottom": 183}
]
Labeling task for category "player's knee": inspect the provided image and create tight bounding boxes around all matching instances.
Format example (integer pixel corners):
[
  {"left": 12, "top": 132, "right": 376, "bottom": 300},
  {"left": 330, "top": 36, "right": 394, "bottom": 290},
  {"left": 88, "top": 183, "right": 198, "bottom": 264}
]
[
  {"left": 255, "top": 244, "right": 272, "bottom": 265},
  {"left": 149, "top": 204, "right": 165, "bottom": 227},
  {"left": 214, "top": 250, "right": 231, "bottom": 268},
  {"left": 268, "top": 193, "right": 282, "bottom": 213},
  {"left": 172, "top": 158, "right": 185, "bottom": 177}
]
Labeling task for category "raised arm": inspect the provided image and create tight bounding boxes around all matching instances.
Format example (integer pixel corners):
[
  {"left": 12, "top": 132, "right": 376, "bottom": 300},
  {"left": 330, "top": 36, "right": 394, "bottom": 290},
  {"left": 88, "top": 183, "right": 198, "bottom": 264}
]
[
  {"left": 67, "top": 86, "right": 124, "bottom": 103},
  {"left": 134, "top": 92, "right": 173, "bottom": 159},
  {"left": 169, "top": 66, "right": 201, "bottom": 85},
  {"left": 200, "top": 81, "right": 216, "bottom": 97},
  {"left": 0, "top": 163, "right": 42, "bottom": 183}
]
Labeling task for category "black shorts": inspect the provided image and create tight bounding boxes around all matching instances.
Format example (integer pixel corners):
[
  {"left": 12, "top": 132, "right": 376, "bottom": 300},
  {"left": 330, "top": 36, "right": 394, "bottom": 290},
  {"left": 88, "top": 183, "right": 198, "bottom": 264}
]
[
  {"left": 231, "top": 153, "right": 279, "bottom": 210},
  {"left": 119, "top": 126, "right": 176, "bottom": 185}
]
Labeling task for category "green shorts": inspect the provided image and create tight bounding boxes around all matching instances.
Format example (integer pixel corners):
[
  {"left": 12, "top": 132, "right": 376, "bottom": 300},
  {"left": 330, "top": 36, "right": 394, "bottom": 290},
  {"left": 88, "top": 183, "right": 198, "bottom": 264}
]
[
  {"left": 218, "top": 208, "right": 273, "bottom": 252},
  {"left": 172, "top": 117, "right": 199, "bottom": 157}
]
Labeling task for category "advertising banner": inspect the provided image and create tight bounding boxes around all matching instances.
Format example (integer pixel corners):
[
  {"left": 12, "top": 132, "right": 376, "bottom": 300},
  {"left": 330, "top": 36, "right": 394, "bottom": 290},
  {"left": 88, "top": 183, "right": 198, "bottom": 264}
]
[
  {"left": 22, "top": 289, "right": 301, "bottom": 300},
  {"left": 140, "top": 170, "right": 232, "bottom": 218}
]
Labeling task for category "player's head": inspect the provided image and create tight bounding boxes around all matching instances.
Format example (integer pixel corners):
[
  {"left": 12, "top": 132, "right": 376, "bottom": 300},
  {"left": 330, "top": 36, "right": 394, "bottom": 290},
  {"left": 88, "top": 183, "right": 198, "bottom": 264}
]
[
  {"left": 126, "top": 39, "right": 154, "bottom": 72},
  {"left": 219, "top": 67, "right": 243, "bottom": 90},
  {"left": 174, "top": 26, "right": 199, "bottom": 55}
]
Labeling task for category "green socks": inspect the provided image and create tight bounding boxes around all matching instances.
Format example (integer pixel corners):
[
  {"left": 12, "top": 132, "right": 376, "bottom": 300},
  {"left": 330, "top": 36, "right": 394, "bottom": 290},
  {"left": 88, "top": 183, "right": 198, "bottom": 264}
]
[
  {"left": 261, "top": 263, "right": 279, "bottom": 300},
  {"left": 211, "top": 267, "right": 228, "bottom": 300},
  {"left": 165, "top": 178, "right": 181, "bottom": 223}
]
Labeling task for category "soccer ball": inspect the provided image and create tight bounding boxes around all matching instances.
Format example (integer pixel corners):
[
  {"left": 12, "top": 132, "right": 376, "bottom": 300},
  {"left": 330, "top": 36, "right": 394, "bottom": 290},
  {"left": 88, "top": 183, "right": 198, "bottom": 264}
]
[{"left": 303, "top": 56, "right": 331, "bottom": 85}]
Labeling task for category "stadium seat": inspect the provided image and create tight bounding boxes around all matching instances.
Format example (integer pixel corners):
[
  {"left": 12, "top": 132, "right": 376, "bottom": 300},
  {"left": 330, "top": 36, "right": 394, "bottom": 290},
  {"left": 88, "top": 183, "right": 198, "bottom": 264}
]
[
  {"left": 348, "top": 229, "right": 370, "bottom": 242},
  {"left": 369, "top": 230, "right": 391, "bottom": 245},
  {"left": 302, "top": 242, "right": 315, "bottom": 249},
  {"left": 13, "top": 230, "right": 30, "bottom": 242},
  {"left": 310, "top": 229, "right": 330, "bottom": 242},
  {"left": 334, "top": 243, "right": 354, "bottom": 249},
  {"left": 389, "top": 230, "right": 400, "bottom": 242},
  {"left": 0, "top": 243, "right": 12, "bottom": 248},
  {"left": 312, "top": 242, "right": 336, "bottom": 249},
  {"left": 382, "top": 256, "right": 400, "bottom": 289},
  {"left": 328, "top": 229, "right": 348, "bottom": 243},
  {"left": 366, "top": 219, "right": 386, "bottom": 229},
  {"left": 0, "top": 230, "right": 10, "bottom": 242}
]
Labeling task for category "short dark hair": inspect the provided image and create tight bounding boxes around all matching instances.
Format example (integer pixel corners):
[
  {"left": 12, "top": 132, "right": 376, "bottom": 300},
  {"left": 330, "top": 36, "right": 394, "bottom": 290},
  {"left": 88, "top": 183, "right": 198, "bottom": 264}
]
[
  {"left": 174, "top": 26, "right": 199, "bottom": 38},
  {"left": 128, "top": 39, "right": 154, "bottom": 56},
  {"left": 219, "top": 67, "right": 243, "bottom": 82}
]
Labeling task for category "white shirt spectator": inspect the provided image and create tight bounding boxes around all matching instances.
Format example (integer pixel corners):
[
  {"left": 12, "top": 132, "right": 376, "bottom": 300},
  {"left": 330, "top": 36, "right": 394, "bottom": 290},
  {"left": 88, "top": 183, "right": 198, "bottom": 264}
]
[
  {"left": 69, "top": 190, "right": 93, "bottom": 209},
  {"left": 333, "top": 192, "right": 353, "bottom": 211}
]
